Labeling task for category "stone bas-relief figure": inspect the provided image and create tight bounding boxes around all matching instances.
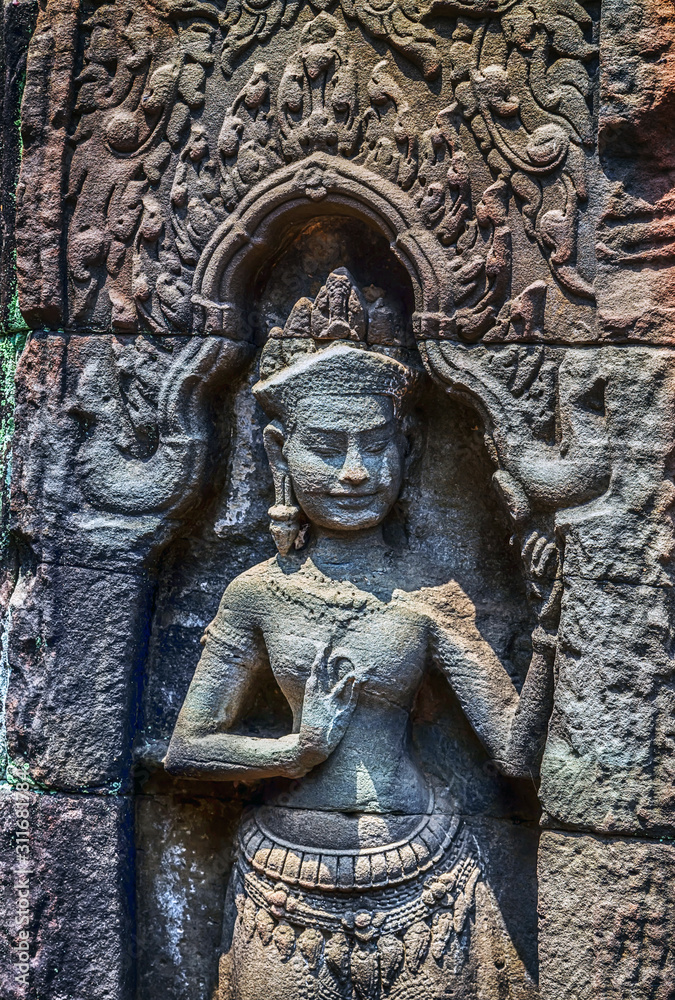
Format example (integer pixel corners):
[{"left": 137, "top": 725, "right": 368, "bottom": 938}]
[
  {"left": 166, "top": 274, "right": 551, "bottom": 999},
  {"left": 8, "top": 0, "right": 675, "bottom": 994}
]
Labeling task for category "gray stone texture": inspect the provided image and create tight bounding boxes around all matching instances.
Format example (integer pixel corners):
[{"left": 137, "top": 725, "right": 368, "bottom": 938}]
[
  {"left": 539, "top": 830, "right": 675, "bottom": 1000},
  {"left": 135, "top": 787, "right": 244, "bottom": 1000},
  {"left": 1, "top": 0, "right": 675, "bottom": 997},
  {"left": 0, "top": 790, "right": 134, "bottom": 1000}
]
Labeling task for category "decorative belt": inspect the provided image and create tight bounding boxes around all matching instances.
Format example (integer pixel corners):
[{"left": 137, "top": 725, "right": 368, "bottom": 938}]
[
  {"left": 238, "top": 798, "right": 460, "bottom": 894},
  {"left": 234, "top": 802, "right": 481, "bottom": 946},
  {"left": 230, "top": 807, "right": 483, "bottom": 998}
]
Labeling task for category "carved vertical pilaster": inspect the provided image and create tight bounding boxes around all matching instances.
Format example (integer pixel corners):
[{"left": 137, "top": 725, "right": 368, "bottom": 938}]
[{"left": 15, "top": 0, "right": 79, "bottom": 326}]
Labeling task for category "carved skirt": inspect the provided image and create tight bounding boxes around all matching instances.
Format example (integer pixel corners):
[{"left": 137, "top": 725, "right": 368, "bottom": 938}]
[{"left": 214, "top": 796, "right": 536, "bottom": 1000}]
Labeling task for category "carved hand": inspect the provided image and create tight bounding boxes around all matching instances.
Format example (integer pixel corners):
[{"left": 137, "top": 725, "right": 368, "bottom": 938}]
[{"left": 297, "top": 644, "right": 362, "bottom": 768}]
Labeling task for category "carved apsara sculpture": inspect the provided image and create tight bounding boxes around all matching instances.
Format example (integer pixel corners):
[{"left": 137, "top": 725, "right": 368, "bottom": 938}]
[{"left": 165, "top": 271, "right": 552, "bottom": 999}]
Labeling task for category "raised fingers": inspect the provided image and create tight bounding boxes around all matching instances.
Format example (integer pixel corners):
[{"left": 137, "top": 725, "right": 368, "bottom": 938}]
[{"left": 308, "top": 642, "right": 331, "bottom": 691}]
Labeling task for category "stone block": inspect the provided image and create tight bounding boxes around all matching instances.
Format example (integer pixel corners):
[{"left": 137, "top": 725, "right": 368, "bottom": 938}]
[
  {"left": 135, "top": 791, "right": 242, "bottom": 1000},
  {"left": 0, "top": 0, "right": 38, "bottom": 329},
  {"left": 539, "top": 830, "right": 675, "bottom": 1000},
  {"left": 6, "top": 562, "right": 152, "bottom": 790},
  {"left": 0, "top": 789, "right": 134, "bottom": 1000},
  {"left": 597, "top": 1, "right": 675, "bottom": 340},
  {"left": 541, "top": 578, "right": 675, "bottom": 835}
]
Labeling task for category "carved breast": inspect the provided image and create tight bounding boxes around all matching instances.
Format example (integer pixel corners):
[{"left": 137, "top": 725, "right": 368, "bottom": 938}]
[{"left": 261, "top": 577, "right": 429, "bottom": 713}]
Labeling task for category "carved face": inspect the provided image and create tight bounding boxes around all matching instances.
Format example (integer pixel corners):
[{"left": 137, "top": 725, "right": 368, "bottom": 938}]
[{"left": 283, "top": 393, "right": 404, "bottom": 531}]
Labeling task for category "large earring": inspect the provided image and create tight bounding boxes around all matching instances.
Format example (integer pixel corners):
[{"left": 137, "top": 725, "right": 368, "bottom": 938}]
[{"left": 268, "top": 474, "right": 302, "bottom": 556}]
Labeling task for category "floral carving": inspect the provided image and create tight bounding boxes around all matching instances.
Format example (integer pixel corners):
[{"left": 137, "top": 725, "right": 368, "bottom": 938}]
[
  {"left": 67, "top": 0, "right": 219, "bottom": 331},
  {"left": 278, "top": 14, "right": 361, "bottom": 159},
  {"left": 218, "top": 0, "right": 441, "bottom": 81},
  {"left": 219, "top": 0, "right": 300, "bottom": 77},
  {"left": 450, "top": 0, "right": 597, "bottom": 300},
  {"left": 59, "top": 0, "right": 598, "bottom": 337},
  {"left": 340, "top": 0, "right": 441, "bottom": 81},
  {"left": 218, "top": 62, "right": 282, "bottom": 209}
]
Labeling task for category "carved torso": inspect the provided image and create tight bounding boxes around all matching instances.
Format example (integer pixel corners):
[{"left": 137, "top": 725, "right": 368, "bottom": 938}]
[{"left": 208, "top": 546, "right": 486, "bottom": 815}]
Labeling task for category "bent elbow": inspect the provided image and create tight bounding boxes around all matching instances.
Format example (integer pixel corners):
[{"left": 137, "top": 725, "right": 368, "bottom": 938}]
[
  {"left": 491, "top": 756, "right": 540, "bottom": 780},
  {"left": 163, "top": 747, "right": 180, "bottom": 775},
  {"left": 164, "top": 734, "right": 193, "bottom": 775}
]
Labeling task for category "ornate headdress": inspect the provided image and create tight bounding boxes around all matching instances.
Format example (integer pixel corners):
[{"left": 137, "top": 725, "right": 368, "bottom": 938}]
[
  {"left": 253, "top": 341, "right": 412, "bottom": 423},
  {"left": 252, "top": 268, "right": 418, "bottom": 553}
]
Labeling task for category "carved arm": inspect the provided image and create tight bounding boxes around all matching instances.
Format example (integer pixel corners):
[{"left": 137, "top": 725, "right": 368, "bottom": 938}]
[
  {"left": 165, "top": 597, "right": 360, "bottom": 782},
  {"left": 421, "top": 342, "right": 611, "bottom": 516},
  {"left": 431, "top": 620, "right": 555, "bottom": 779},
  {"left": 74, "top": 336, "right": 252, "bottom": 517},
  {"left": 164, "top": 613, "right": 313, "bottom": 782}
]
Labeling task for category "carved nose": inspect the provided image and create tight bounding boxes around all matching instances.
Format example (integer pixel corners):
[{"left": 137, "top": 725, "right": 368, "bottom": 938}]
[{"left": 339, "top": 452, "right": 369, "bottom": 486}]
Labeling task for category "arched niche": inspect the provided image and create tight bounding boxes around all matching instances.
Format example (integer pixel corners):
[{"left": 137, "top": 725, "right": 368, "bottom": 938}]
[
  {"left": 248, "top": 215, "right": 416, "bottom": 346},
  {"left": 192, "top": 153, "right": 449, "bottom": 341},
  {"left": 135, "top": 153, "right": 543, "bottom": 998}
]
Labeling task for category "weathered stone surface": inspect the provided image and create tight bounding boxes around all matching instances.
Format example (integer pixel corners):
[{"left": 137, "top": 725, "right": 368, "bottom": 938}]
[
  {"left": 542, "top": 578, "right": 675, "bottom": 834},
  {"left": 0, "top": 790, "right": 133, "bottom": 1000},
  {"left": 6, "top": 562, "right": 153, "bottom": 790},
  {"left": 2, "top": 0, "right": 675, "bottom": 996},
  {"left": 14, "top": 0, "right": 78, "bottom": 327},
  {"left": 136, "top": 789, "right": 243, "bottom": 1000},
  {"left": 533, "top": 346, "right": 675, "bottom": 834},
  {"left": 597, "top": 0, "right": 675, "bottom": 341},
  {"left": 0, "top": 0, "right": 37, "bottom": 331},
  {"left": 538, "top": 830, "right": 675, "bottom": 1000}
]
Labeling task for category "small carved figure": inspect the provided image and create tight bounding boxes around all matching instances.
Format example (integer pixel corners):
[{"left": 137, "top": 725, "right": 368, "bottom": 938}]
[{"left": 166, "top": 272, "right": 550, "bottom": 998}]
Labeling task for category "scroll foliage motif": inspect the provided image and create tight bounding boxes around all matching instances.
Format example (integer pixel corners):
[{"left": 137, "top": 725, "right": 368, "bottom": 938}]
[
  {"left": 72, "top": 334, "right": 251, "bottom": 517},
  {"left": 65, "top": 0, "right": 597, "bottom": 336},
  {"left": 450, "top": 0, "right": 596, "bottom": 300},
  {"left": 67, "top": 0, "right": 223, "bottom": 331},
  {"left": 219, "top": 0, "right": 442, "bottom": 81}
]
